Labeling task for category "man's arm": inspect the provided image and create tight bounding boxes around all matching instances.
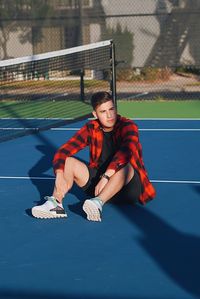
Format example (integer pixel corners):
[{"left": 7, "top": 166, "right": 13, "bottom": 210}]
[
  {"left": 53, "top": 124, "right": 89, "bottom": 173},
  {"left": 94, "top": 122, "right": 138, "bottom": 196},
  {"left": 107, "top": 121, "right": 140, "bottom": 173}
]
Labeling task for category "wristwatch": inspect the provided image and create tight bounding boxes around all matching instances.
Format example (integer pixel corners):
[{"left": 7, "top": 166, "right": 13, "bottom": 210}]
[{"left": 101, "top": 173, "right": 110, "bottom": 181}]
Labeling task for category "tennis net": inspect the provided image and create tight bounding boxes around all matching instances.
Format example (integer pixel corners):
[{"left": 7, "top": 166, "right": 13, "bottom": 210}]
[{"left": 0, "top": 40, "right": 116, "bottom": 142}]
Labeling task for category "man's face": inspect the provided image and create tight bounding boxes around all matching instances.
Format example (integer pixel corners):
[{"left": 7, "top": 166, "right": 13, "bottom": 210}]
[{"left": 92, "top": 100, "right": 117, "bottom": 131}]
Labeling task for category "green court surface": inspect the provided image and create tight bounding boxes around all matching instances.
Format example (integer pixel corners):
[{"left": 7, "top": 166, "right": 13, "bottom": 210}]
[
  {"left": 0, "top": 101, "right": 91, "bottom": 119},
  {"left": 0, "top": 100, "right": 200, "bottom": 119},
  {"left": 117, "top": 100, "right": 200, "bottom": 118}
]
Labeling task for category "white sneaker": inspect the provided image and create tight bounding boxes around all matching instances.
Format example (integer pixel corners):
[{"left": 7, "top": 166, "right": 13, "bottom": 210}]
[
  {"left": 83, "top": 198, "right": 102, "bottom": 222},
  {"left": 32, "top": 196, "right": 67, "bottom": 219}
]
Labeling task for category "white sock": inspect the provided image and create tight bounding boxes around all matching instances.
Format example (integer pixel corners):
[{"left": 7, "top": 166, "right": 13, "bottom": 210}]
[
  {"left": 91, "top": 197, "right": 104, "bottom": 212},
  {"left": 47, "top": 196, "right": 63, "bottom": 208}
]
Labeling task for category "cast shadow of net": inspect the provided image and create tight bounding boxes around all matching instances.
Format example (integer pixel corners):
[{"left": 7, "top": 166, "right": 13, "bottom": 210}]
[
  {"left": 0, "top": 291, "right": 166, "bottom": 299},
  {"left": 191, "top": 184, "right": 200, "bottom": 196},
  {"left": 115, "top": 202, "right": 200, "bottom": 298}
]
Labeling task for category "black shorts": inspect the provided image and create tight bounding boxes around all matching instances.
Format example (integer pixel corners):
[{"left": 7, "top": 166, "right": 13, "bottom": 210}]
[{"left": 82, "top": 166, "right": 142, "bottom": 204}]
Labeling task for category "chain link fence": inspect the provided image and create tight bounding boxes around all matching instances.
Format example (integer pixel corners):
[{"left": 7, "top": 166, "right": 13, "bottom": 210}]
[{"left": 1, "top": 0, "right": 200, "bottom": 101}]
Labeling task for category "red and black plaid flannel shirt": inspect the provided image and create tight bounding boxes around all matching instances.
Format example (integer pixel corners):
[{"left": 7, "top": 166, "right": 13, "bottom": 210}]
[{"left": 53, "top": 115, "right": 156, "bottom": 204}]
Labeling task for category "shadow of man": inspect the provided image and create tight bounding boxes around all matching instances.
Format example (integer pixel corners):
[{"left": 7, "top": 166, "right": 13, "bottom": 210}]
[
  {"left": 118, "top": 203, "right": 200, "bottom": 297},
  {"left": 28, "top": 145, "right": 56, "bottom": 205},
  {"left": 191, "top": 184, "right": 200, "bottom": 196}
]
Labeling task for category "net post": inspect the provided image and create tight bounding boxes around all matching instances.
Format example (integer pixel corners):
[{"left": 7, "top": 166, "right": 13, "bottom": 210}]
[
  {"left": 80, "top": 69, "right": 85, "bottom": 102},
  {"left": 110, "top": 40, "right": 117, "bottom": 108}
]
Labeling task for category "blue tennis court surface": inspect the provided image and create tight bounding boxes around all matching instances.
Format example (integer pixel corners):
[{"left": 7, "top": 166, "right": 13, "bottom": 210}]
[{"left": 0, "top": 119, "right": 200, "bottom": 299}]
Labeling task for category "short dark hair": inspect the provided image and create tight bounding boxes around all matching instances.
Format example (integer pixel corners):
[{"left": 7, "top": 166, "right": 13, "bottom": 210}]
[{"left": 90, "top": 91, "right": 113, "bottom": 110}]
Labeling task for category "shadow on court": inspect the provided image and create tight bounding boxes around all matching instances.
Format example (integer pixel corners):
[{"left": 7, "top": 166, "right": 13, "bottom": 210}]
[
  {"left": 28, "top": 145, "right": 56, "bottom": 201},
  {"left": 191, "top": 184, "right": 200, "bottom": 196},
  {"left": 0, "top": 291, "right": 172, "bottom": 299},
  {"left": 25, "top": 126, "right": 200, "bottom": 298},
  {"left": 115, "top": 203, "right": 200, "bottom": 298},
  {"left": 66, "top": 196, "right": 200, "bottom": 297}
]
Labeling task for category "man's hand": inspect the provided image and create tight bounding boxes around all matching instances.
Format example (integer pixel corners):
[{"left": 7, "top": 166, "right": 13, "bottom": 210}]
[
  {"left": 95, "top": 169, "right": 115, "bottom": 196},
  {"left": 95, "top": 176, "right": 109, "bottom": 196}
]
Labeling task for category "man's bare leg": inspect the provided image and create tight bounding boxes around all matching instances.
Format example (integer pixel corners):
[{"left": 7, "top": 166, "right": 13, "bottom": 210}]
[
  {"left": 98, "top": 164, "right": 134, "bottom": 203},
  {"left": 83, "top": 164, "right": 134, "bottom": 221},
  {"left": 53, "top": 157, "right": 90, "bottom": 202},
  {"left": 32, "top": 157, "right": 89, "bottom": 219}
]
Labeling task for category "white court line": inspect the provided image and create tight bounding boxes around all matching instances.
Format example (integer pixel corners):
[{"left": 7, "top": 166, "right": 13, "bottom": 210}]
[
  {"left": 139, "top": 129, "right": 200, "bottom": 132},
  {"left": 0, "top": 176, "right": 199, "bottom": 184},
  {"left": 132, "top": 118, "right": 200, "bottom": 121},
  {"left": 0, "top": 118, "right": 74, "bottom": 120},
  {"left": 0, "top": 118, "right": 200, "bottom": 132},
  {"left": 151, "top": 180, "right": 200, "bottom": 184},
  {"left": 123, "top": 92, "right": 149, "bottom": 100},
  {"left": 1, "top": 118, "right": 200, "bottom": 121},
  {"left": 0, "top": 176, "right": 54, "bottom": 180},
  {"left": 83, "top": 118, "right": 200, "bottom": 121},
  {"left": 49, "top": 128, "right": 200, "bottom": 132},
  {"left": 0, "top": 128, "right": 39, "bottom": 131},
  {"left": 0, "top": 127, "right": 79, "bottom": 131},
  {"left": 1, "top": 127, "right": 200, "bottom": 132},
  {"left": 50, "top": 128, "right": 81, "bottom": 131}
]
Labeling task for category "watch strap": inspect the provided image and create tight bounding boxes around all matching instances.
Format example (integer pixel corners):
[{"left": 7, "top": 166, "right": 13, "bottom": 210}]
[{"left": 101, "top": 173, "right": 110, "bottom": 181}]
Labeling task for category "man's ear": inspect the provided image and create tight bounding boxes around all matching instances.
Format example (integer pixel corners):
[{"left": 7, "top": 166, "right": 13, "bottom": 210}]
[{"left": 92, "top": 110, "right": 97, "bottom": 118}]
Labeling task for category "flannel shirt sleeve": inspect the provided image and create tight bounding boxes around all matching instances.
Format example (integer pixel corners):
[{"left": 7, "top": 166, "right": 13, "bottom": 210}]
[
  {"left": 107, "top": 119, "right": 156, "bottom": 204},
  {"left": 53, "top": 124, "right": 89, "bottom": 173},
  {"left": 107, "top": 121, "right": 140, "bottom": 172}
]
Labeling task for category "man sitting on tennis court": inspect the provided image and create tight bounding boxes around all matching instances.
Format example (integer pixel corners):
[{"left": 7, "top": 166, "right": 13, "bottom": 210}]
[{"left": 32, "top": 91, "right": 156, "bottom": 221}]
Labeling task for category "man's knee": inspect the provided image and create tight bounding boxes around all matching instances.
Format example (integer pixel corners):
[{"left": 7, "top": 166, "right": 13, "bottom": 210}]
[
  {"left": 64, "top": 157, "right": 89, "bottom": 187},
  {"left": 65, "top": 156, "right": 76, "bottom": 165},
  {"left": 64, "top": 157, "right": 80, "bottom": 170}
]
